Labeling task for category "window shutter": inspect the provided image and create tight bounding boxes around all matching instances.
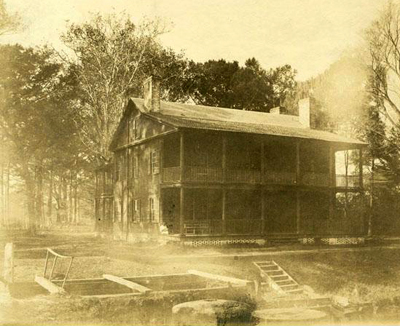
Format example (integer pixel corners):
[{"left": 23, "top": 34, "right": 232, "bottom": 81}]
[
  {"left": 152, "top": 151, "right": 160, "bottom": 175},
  {"left": 134, "top": 156, "right": 139, "bottom": 179},
  {"left": 134, "top": 118, "right": 139, "bottom": 139},
  {"left": 148, "top": 153, "right": 152, "bottom": 175}
]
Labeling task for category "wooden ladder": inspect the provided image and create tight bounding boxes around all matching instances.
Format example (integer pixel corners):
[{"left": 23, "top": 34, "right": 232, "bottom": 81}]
[{"left": 253, "top": 260, "right": 303, "bottom": 295}]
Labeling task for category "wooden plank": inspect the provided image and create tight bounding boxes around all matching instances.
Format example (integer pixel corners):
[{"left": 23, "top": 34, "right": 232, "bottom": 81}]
[
  {"left": 82, "top": 285, "right": 233, "bottom": 299},
  {"left": 187, "top": 270, "right": 249, "bottom": 286},
  {"left": 103, "top": 274, "right": 151, "bottom": 293},
  {"left": 35, "top": 275, "right": 66, "bottom": 294}
]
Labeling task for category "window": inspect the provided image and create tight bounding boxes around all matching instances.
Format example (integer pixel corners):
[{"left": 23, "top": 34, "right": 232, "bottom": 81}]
[
  {"left": 149, "top": 197, "right": 155, "bottom": 222},
  {"left": 115, "top": 157, "right": 121, "bottom": 181},
  {"left": 149, "top": 151, "right": 160, "bottom": 175},
  {"left": 134, "top": 156, "right": 139, "bottom": 179},
  {"left": 134, "top": 199, "right": 141, "bottom": 221},
  {"left": 133, "top": 118, "right": 139, "bottom": 140}
]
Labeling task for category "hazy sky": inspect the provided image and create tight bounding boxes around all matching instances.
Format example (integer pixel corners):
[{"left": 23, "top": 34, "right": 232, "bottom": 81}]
[{"left": 3, "top": 0, "right": 387, "bottom": 80}]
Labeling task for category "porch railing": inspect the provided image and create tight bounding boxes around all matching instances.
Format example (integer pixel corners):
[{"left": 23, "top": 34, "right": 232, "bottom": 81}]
[
  {"left": 264, "top": 171, "right": 296, "bottom": 185},
  {"left": 163, "top": 167, "right": 361, "bottom": 189},
  {"left": 225, "top": 219, "right": 262, "bottom": 235},
  {"left": 225, "top": 169, "right": 261, "bottom": 184},
  {"left": 184, "top": 166, "right": 223, "bottom": 183},
  {"left": 302, "top": 172, "right": 330, "bottom": 187},
  {"left": 163, "top": 166, "right": 181, "bottom": 183},
  {"left": 335, "top": 175, "right": 361, "bottom": 188}
]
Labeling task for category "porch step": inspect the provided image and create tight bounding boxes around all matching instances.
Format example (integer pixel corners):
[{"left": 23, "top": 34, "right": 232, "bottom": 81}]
[
  {"left": 271, "top": 275, "right": 289, "bottom": 281},
  {"left": 275, "top": 280, "right": 296, "bottom": 286},
  {"left": 254, "top": 260, "right": 304, "bottom": 296},
  {"left": 259, "top": 265, "right": 279, "bottom": 271}
]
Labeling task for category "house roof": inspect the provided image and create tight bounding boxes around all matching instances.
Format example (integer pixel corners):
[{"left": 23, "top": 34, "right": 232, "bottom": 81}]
[{"left": 129, "top": 98, "right": 366, "bottom": 146}]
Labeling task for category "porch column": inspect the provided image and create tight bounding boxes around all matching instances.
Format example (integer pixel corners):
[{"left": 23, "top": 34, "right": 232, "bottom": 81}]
[
  {"left": 329, "top": 145, "right": 335, "bottom": 220},
  {"left": 261, "top": 139, "right": 265, "bottom": 183},
  {"left": 296, "top": 190, "right": 301, "bottom": 234},
  {"left": 296, "top": 140, "right": 301, "bottom": 234},
  {"left": 180, "top": 132, "right": 184, "bottom": 182},
  {"left": 261, "top": 189, "right": 266, "bottom": 235},
  {"left": 296, "top": 140, "right": 300, "bottom": 184},
  {"left": 222, "top": 190, "right": 226, "bottom": 235},
  {"left": 179, "top": 187, "right": 185, "bottom": 235},
  {"left": 222, "top": 135, "right": 227, "bottom": 235},
  {"left": 359, "top": 148, "right": 363, "bottom": 189}
]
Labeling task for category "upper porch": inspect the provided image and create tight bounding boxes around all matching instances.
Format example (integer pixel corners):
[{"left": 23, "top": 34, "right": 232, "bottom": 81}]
[{"left": 162, "top": 130, "right": 364, "bottom": 190}]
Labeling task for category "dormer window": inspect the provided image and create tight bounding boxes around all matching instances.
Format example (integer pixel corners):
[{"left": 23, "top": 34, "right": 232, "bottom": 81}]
[{"left": 129, "top": 116, "right": 139, "bottom": 142}]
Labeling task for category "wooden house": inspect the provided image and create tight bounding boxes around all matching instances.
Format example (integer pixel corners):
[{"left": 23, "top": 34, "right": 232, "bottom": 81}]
[{"left": 95, "top": 77, "right": 367, "bottom": 245}]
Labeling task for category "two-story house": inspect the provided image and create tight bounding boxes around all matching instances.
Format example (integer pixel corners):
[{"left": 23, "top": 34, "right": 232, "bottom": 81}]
[{"left": 95, "top": 77, "right": 367, "bottom": 245}]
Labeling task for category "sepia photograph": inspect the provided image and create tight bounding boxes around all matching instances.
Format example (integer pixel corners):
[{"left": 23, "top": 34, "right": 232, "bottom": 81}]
[{"left": 1, "top": 0, "right": 400, "bottom": 325}]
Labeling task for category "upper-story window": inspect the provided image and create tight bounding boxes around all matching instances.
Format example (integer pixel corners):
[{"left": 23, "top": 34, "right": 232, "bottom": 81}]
[
  {"left": 129, "top": 116, "right": 139, "bottom": 143},
  {"left": 149, "top": 150, "right": 160, "bottom": 175},
  {"left": 149, "top": 197, "right": 155, "bottom": 222},
  {"left": 133, "top": 155, "right": 139, "bottom": 179}
]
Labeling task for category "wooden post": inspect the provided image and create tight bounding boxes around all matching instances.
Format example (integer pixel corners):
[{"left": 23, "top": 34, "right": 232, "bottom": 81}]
[
  {"left": 180, "top": 132, "right": 184, "bottom": 182},
  {"left": 296, "top": 190, "right": 301, "bottom": 234},
  {"left": 359, "top": 148, "right": 363, "bottom": 189},
  {"left": 329, "top": 145, "right": 335, "bottom": 220},
  {"left": 4, "top": 243, "right": 14, "bottom": 283},
  {"left": 295, "top": 140, "right": 301, "bottom": 234},
  {"left": 222, "top": 135, "right": 227, "bottom": 235},
  {"left": 261, "top": 189, "right": 265, "bottom": 235},
  {"left": 296, "top": 140, "right": 300, "bottom": 184},
  {"left": 261, "top": 139, "right": 265, "bottom": 184},
  {"left": 179, "top": 187, "right": 185, "bottom": 235},
  {"left": 222, "top": 189, "right": 226, "bottom": 235},
  {"left": 261, "top": 139, "right": 266, "bottom": 235},
  {"left": 179, "top": 132, "right": 185, "bottom": 236}
]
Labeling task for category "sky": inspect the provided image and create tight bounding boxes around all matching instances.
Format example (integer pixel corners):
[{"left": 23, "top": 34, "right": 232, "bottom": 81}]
[{"left": 2, "top": 0, "right": 388, "bottom": 80}]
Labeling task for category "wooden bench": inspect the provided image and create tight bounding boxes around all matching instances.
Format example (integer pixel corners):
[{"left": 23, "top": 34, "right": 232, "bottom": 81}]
[{"left": 184, "top": 223, "right": 210, "bottom": 235}]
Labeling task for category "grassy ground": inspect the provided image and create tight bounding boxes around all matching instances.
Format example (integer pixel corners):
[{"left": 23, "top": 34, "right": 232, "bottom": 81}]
[{"left": 1, "top": 230, "right": 400, "bottom": 325}]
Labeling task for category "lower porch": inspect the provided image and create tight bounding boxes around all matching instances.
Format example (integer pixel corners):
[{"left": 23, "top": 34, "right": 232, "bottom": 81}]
[{"left": 161, "top": 187, "right": 366, "bottom": 238}]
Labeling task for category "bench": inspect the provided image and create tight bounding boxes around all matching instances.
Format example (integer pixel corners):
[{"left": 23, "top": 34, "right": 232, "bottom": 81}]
[{"left": 184, "top": 223, "right": 210, "bottom": 235}]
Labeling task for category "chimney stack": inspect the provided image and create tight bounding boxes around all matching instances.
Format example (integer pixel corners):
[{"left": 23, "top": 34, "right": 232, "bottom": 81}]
[
  {"left": 143, "top": 76, "right": 161, "bottom": 112},
  {"left": 298, "top": 98, "right": 310, "bottom": 128}
]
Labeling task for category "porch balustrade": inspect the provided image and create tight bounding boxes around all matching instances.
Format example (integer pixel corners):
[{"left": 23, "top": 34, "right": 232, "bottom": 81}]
[
  {"left": 264, "top": 171, "right": 296, "bottom": 185},
  {"left": 184, "top": 166, "right": 223, "bottom": 182},
  {"left": 162, "top": 166, "right": 356, "bottom": 188},
  {"left": 335, "top": 175, "right": 360, "bottom": 189},
  {"left": 301, "top": 172, "right": 330, "bottom": 187},
  {"left": 301, "top": 211, "right": 365, "bottom": 235},
  {"left": 225, "top": 169, "right": 261, "bottom": 184},
  {"left": 225, "top": 219, "right": 262, "bottom": 235}
]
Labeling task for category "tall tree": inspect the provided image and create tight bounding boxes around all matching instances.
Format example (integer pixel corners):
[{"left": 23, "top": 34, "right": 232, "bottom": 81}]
[
  {"left": 0, "top": 45, "right": 79, "bottom": 233},
  {"left": 178, "top": 58, "right": 297, "bottom": 112},
  {"left": 0, "top": 0, "right": 21, "bottom": 36},
  {"left": 61, "top": 12, "right": 185, "bottom": 164},
  {"left": 366, "top": 1, "right": 400, "bottom": 125}
]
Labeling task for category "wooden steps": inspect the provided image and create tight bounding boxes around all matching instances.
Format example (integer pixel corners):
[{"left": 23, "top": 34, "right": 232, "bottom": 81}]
[{"left": 254, "top": 261, "right": 303, "bottom": 295}]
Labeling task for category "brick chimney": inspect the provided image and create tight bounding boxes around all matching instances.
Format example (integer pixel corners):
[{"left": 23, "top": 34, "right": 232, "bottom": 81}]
[
  {"left": 298, "top": 98, "right": 310, "bottom": 128},
  {"left": 270, "top": 106, "right": 288, "bottom": 115},
  {"left": 143, "top": 76, "right": 161, "bottom": 112}
]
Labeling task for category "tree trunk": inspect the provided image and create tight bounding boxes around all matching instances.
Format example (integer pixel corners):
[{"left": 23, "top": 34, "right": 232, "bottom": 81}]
[
  {"left": 62, "top": 176, "right": 68, "bottom": 223},
  {"left": 47, "top": 169, "right": 53, "bottom": 223},
  {"left": 35, "top": 165, "right": 44, "bottom": 228},
  {"left": 73, "top": 184, "right": 78, "bottom": 224},
  {"left": 1, "top": 163, "right": 4, "bottom": 227},
  {"left": 25, "top": 176, "right": 37, "bottom": 235},
  {"left": 368, "top": 159, "right": 375, "bottom": 237},
  {"left": 344, "top": 151, "right": 349, "bottom": 219},
  {"left": 69, "top": 172, "right": 73, "bottom": 223}
]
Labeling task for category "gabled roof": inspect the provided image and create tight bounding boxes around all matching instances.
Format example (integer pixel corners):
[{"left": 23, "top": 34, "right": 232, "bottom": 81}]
[{"left": 129, "top": 98, "right": 365, "bottom": 146}]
